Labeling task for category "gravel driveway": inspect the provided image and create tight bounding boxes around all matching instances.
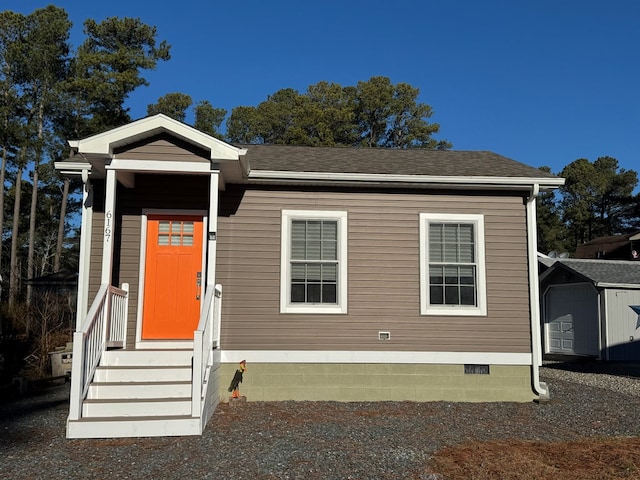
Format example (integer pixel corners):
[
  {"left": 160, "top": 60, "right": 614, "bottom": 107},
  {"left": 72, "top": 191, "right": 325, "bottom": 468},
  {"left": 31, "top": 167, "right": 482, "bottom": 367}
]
[{"left": 2, "top": 361, "right": 639, "bottom": 480}]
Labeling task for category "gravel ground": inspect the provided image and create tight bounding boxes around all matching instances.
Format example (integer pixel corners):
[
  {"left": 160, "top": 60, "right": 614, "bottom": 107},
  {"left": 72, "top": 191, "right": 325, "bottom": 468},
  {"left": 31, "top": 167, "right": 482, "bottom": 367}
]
[{"left": 1, "top": 361, "right": 640, "bottom": 480}]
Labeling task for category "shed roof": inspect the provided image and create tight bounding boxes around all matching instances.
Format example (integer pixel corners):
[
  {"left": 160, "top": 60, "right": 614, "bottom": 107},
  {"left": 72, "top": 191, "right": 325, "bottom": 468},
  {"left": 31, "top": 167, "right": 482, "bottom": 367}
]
[{"left": 541, "top": 258, "right": 640, "bottom": 287}]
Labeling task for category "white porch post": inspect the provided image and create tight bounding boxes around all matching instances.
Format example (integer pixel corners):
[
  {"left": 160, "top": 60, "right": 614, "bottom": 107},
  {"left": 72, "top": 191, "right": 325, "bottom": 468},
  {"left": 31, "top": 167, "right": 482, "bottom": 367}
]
[
  {"left": 207, "top": 170, "right": 219, "bottom": 347},
  {"left": 75, "top": 170, "right": 94, "bottom": 329},
  {"left": 207, "top": 170, "right": 219, "bottom": 287},
  {"left": 101, "top": 169, "right": 117, "bottom": 285}
]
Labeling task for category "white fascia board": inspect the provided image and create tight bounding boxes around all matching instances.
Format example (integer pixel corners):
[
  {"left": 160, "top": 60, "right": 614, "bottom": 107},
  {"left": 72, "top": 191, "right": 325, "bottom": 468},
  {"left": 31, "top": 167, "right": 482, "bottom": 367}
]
[
  {"left": 596, "top": 282, "right": 640, "bottom": 289},
  {"left": 249, "top": 170, "right": 565, "bottom": 189},
  {"left": 221, "top": 350, "right": 532, "bottom": 365},
  {"left": 71, "top": 114, "right": 243, "bottom": 160},
  {"left": 107, "top": 158, "right": 212, "bottom": 174}
]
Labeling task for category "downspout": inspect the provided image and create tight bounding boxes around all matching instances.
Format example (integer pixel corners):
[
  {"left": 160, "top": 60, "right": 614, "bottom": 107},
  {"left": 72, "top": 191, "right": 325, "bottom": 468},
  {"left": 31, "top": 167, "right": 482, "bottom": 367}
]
[{"left": 526, "top": 184, "right": 550, "bottom": 400}]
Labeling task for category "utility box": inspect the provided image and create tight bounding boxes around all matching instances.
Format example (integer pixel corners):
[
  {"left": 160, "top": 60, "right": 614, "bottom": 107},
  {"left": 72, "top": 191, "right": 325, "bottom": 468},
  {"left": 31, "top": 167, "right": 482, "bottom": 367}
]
[{"left": 49, "top": 347, "right": 73, "bottom": 378}]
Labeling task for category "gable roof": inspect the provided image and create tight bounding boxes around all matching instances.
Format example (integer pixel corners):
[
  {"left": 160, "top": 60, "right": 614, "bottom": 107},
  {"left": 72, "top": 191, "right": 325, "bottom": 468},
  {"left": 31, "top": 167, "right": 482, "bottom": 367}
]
[
  {"left": 69, "top": 114, "right": 245, "bottom": 161},
  {"left": 540, "top": 258, "right": 640, "bottom": 288},
  {"left": 241, "top": 145, "right": 563, "bottom": 190}
]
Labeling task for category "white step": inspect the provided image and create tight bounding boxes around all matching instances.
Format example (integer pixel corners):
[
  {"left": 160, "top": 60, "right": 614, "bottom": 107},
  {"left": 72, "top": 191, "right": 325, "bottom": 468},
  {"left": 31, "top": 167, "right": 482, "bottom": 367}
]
[
  {"left": 67, "top": 415, "right": 202, "bottom": 439},
  {"left": 94, "top": 365, "right": 192, "bottom": 383},
  {"left": 101, "top": 349, "right": 192, "bottom": 367},
  {"left": 87, "top": 381, "right": 192, "bottom": 399},
  {"left": 83, "top": 397, "right": 192, "bottom": 417}
]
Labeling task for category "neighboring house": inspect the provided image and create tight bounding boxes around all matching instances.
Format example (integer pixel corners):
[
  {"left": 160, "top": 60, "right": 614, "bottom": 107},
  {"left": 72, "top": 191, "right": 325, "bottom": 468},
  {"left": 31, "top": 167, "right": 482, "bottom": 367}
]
[
  {"left": 575, "top": 231, "right": 640, "bottom": 260},
  {"left": 26, "top": 270, "right": 78, "bottom": 337},
  {"left": 540, "top": 259, "right": 640, "bottom": 361},
  {"left": 55, "top": 114, "right": 564, "bottom": 439}
]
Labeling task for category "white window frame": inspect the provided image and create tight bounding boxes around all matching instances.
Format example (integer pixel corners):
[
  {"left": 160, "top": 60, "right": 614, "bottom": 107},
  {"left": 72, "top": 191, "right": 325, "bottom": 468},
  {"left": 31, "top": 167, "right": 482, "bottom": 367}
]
[
  {"left": 280, "top": 209, "right": 348, "bottom": 314},
  {"left": 419, "top": 213, "right": 487, "bottom": 316}
]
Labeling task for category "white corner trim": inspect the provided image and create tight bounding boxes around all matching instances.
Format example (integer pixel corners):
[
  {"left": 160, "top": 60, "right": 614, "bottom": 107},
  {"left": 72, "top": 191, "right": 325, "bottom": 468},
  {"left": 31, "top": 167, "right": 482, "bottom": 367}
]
[{"left": 221, "top": 350, "right": 533, "bottom": 365}]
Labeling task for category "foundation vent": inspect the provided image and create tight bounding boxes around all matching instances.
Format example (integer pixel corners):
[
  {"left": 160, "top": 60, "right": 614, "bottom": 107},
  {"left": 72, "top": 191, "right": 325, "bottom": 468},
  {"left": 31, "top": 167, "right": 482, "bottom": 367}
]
[{"left": 464, "top": 364, "right": 490, "bottom": 375}]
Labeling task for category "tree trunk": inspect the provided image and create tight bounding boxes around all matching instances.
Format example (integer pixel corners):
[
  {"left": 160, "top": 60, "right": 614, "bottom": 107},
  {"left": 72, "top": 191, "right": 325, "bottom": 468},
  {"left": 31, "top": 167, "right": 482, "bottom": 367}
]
[
  {"left": 54, "top": 177, "right": 69, "bottom": 272},
  {"left": 27, "top": 99, "right": 45, "bottom": 306},
  {"left": 27, "top": 166, "right": 38, "bottom": 306},
  {"left": 9, "top": 161, "right": 24, "bottom": 311},
  {"left": 0, "top": 145, "right": 6, "bottom": 275}
]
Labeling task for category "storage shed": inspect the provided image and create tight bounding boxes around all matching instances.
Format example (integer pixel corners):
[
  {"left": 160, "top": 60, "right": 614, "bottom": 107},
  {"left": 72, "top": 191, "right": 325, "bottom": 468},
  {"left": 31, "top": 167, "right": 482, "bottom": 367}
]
[{"left": 540, "top": 259, "right": 640, "bottom": 361}]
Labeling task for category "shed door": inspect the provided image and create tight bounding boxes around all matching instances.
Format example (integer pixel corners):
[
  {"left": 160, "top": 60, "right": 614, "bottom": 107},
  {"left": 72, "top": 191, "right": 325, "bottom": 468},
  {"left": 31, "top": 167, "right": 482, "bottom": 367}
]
[
  {"left": 142, "top": 215, "right": 203, "bottom": 340},
  {"left": 545, "top": 284, "right": 599, "bottom": 356}
]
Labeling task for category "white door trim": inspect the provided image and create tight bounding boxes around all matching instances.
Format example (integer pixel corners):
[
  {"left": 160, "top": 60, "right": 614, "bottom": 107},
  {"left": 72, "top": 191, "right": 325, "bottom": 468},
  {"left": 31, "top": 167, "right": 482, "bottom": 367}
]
[{"left": 135, "top": 209, "right": 208, "bottom": 349}]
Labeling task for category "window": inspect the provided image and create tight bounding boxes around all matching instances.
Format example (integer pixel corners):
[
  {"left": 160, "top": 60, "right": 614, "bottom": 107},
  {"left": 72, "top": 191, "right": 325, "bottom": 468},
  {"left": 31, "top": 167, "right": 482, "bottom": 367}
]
[
  {"left": 419, "top": 213, "right": 487, "bottom": 316},
  {"left": 157, "top": 220, "right": 194, "bottom": 246},
  {"left": 280, "top": 210, "right": 347, "bottom": 314}
]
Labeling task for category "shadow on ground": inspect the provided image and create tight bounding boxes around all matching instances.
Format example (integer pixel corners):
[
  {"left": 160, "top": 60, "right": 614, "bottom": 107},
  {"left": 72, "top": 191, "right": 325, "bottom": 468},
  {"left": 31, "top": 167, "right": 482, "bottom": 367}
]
[{"left": 543, "top": 354, "right": 640, "bottom": 379}]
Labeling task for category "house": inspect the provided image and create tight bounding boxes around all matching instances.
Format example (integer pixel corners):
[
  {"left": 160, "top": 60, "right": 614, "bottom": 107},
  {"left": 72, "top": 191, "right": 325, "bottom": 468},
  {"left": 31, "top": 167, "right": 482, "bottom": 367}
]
[
  {"left": 575, "top": 231, "right": 640, "bottom": 260},
  {"left": 55, "top": 114, "right": 564, "bottom": 439},
  {"left": 540, "top": 258, "right": 640, "bottom": 361}
]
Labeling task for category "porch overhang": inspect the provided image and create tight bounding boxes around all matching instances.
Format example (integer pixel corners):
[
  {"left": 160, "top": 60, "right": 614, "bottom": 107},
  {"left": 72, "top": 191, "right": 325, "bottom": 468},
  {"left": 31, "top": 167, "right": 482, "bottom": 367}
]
[{"left": 56, "top": 114, "right": 248, "bottom": 188}]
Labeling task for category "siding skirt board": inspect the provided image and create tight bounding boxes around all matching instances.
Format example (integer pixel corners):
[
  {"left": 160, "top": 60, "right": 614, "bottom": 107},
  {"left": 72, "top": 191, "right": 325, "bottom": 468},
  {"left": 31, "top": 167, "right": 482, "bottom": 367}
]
[
  {"left": 544, "top": 283, "right": 600, "bottom": 357},
  {"left": 218, "top": 362, "right": 534, "bottom": 403}
]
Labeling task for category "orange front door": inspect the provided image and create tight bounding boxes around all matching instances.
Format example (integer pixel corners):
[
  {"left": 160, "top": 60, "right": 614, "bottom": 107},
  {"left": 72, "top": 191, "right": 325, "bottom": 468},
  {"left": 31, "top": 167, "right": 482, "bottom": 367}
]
[{"left": 142, "top": 215, "right": 204, "bottom": 340}]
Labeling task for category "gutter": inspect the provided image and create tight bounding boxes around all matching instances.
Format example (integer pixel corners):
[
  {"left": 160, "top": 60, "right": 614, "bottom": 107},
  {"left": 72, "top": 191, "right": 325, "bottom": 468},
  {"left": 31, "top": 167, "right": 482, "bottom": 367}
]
[
  {"left": 526, "top": 184, "right": 550, "bottom": 400},
  {"left": 248, "top": 170, "right": 565, "bottom": 190}
]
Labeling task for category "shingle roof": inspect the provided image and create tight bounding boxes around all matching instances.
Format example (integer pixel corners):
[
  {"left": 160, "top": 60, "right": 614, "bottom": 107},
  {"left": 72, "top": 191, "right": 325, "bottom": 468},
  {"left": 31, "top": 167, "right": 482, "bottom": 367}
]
[
  {"left": 552, "top": 259, "right": 640, "bottom": 286},
  {"left": 240, "top": 145, "right": 558, "bottom": 179}
]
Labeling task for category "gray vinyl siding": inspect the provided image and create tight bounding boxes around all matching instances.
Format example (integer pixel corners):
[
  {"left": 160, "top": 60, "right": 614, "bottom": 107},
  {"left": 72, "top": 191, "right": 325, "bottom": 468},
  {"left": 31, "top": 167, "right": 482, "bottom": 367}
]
[
  {"left": 88, "top": 212, "right": 104, "bottom": 305},
  {"left": 87, "top": 174, "right": 210, "bottom": 347},
  {"left": 217, "top": 187, "right": 532, "bottom": 354},
  {"left": 113, "top": 133, "right": 210, "bottom": 162}
]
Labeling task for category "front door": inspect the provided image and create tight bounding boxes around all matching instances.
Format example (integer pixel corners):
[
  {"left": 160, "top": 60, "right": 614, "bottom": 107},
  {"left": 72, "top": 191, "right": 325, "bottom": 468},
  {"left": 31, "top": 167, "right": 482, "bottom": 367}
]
[{"left": 142, "top": 215, "right": 204, "bottom": 340}]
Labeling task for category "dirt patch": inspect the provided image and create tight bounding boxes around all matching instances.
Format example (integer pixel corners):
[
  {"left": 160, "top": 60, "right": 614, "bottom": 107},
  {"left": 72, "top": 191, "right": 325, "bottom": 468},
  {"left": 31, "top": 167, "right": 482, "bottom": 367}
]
[{"left": 425, "top": 437, "right": 640, "bottom": 479}]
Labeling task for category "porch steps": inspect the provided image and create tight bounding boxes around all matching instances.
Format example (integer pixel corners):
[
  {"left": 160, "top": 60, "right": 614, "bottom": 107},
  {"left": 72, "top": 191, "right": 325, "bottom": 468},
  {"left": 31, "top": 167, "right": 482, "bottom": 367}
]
[
  {"left": 67, "top": 349, "right": 204, "bottom": 439},
  {"left": 82, "top": 398, "right": 192, "bottom": 417}
]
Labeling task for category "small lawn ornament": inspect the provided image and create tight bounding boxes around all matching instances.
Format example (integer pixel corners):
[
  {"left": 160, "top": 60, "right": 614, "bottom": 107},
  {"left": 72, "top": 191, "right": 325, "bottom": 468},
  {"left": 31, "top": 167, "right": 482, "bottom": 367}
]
[{"left": 228, "top": 359, "right": 247, "bottom": 399}]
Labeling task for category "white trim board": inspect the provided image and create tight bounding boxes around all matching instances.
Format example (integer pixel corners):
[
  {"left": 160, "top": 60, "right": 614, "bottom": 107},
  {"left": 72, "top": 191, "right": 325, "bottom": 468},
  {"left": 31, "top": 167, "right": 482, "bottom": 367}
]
[
  {"left": 135, "top": 209, "right": 208, "bottom": 348},
  {"left": 221, "top": 350, "right": 532, "bottom": 365}
]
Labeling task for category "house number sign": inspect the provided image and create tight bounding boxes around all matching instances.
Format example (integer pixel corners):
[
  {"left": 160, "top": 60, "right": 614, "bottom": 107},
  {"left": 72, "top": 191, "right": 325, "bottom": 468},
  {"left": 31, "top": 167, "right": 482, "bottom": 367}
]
[{"left": 104, "top": 210, "right": 112, "bottom": 241}]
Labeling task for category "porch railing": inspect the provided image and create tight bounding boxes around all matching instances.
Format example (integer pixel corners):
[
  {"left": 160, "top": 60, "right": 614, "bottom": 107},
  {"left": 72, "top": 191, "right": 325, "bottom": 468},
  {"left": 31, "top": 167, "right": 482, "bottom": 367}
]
[
  {"left": 192, "top": 284, "right": 222, "bottom": 417},
  {"left": 69, "top": 283, "right": 129, "bottom": 421}
]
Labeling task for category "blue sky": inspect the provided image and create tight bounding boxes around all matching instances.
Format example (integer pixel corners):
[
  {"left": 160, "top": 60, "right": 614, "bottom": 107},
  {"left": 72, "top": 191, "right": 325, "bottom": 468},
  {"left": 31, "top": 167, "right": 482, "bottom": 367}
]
[{"left": 5, "top": 0, "right": 640, "bottom": 180}]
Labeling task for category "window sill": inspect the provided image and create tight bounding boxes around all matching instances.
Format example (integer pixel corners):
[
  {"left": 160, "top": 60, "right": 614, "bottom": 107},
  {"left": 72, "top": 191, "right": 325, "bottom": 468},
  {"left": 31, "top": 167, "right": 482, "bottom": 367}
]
[{"left": 281, "top": 304, "right": 347, "bottom": 314}]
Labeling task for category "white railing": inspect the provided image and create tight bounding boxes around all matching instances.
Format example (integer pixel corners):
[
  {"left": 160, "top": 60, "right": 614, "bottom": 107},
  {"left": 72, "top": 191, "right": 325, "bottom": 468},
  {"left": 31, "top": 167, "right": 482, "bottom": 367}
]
[
  {"left": 192, "top": 284, "right": 222, "bottom": 417},
  {"left": 69, "top": 283, "right": 129, "bottom": 421}
]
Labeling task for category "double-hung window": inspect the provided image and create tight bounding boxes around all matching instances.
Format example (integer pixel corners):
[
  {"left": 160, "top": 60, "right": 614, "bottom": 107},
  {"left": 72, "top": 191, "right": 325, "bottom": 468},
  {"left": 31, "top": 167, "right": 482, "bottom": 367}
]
[
  {"left": 280, "top": 210, "right": 348, "bottom": 314},
  {"left": 419, "top": 213, "right": 487, "bottom": 316}
]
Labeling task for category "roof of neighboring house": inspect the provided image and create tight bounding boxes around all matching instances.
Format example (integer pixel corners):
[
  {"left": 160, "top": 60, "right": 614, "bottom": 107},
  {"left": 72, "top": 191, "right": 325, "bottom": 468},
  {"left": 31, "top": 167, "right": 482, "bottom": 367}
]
[
  {"left": 27, "top": 270, "right": 78, "bottom": 287},
  {"left": 241, "top": 145, "right": 558, "bottom": 179},
  {"left": 575, "top": 231, "right": 640, "bottom": 259},
  {"left": 540, "top": 258, "right": 640, "bottom": 287}
]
